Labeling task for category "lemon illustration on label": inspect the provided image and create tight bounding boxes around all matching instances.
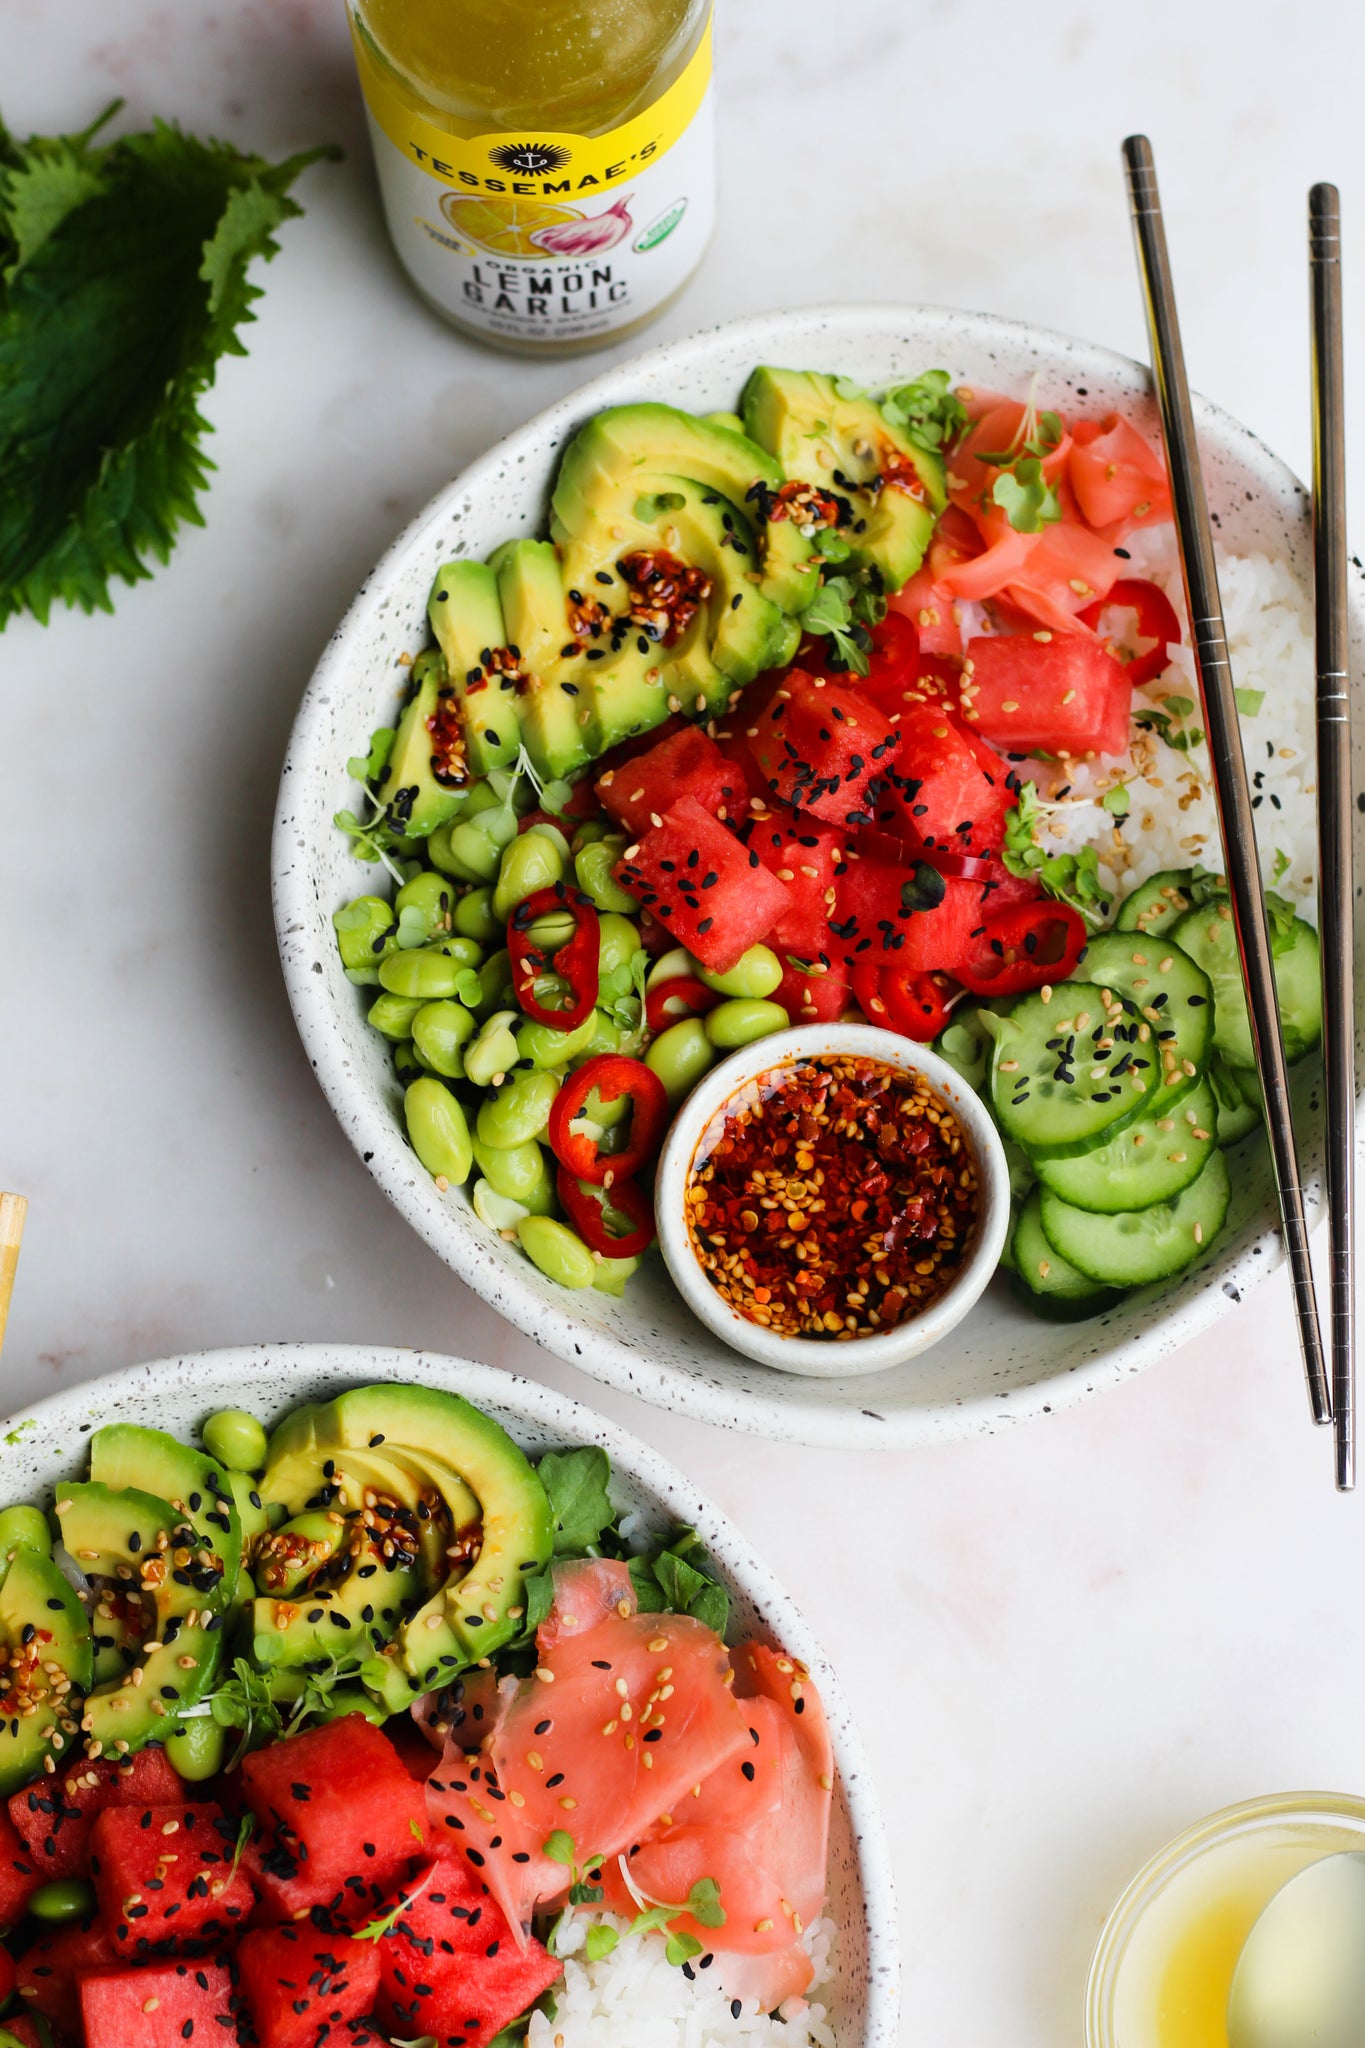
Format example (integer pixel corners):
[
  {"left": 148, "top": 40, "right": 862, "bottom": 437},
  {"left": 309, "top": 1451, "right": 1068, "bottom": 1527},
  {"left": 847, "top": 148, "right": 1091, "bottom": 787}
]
[
  {"left": 634, "top": 197, "right": 688, "bottom": 253},
  {"left": 440, "top": 192, "right": 581, "bottom": 257}
]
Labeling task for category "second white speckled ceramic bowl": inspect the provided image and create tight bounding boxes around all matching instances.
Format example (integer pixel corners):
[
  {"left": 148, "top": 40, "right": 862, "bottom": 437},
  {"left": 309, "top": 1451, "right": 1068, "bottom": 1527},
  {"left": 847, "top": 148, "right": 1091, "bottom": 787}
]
[
  {"left": 654, "top": 1026, "right": 1010, "bottom": 1377},
  {"left": 273, "top": 302, "right": 1365, "bottom": 1448},
  {"left": 0, "top": 1345, "right": 898, "bottom": 2047}
]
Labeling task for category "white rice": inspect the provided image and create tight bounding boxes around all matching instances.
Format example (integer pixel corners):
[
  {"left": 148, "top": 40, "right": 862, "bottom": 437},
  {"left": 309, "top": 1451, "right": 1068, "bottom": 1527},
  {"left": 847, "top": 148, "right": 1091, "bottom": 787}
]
[
  {"left": 1016, "top": 528, "right": 1319, "bottom": 921},
  {"left": 525, "top": 1910, "right": 838, "bottom": 2048}
]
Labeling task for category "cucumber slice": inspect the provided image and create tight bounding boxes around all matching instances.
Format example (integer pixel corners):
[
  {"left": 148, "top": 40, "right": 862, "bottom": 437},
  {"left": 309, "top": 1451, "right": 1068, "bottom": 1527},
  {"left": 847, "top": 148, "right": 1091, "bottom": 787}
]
[
  {"left": 1169, "top": 903, "right": 1322, "bottom": 1068},
  {"left": 1115, "top": 866, "right": 1227, "bottom": 936},
  {"left": 1011, "top": 1190, "right": 1124, "bottom": 1316},
  {"left": 1038, "top": 1148, "right": 1231, "bottom": 1287},
  {"left": 1210, "top": 1053, "right": 1263, "bottom": 1147},
  {"left": 1036, "top": 1077, "right": 1218, "bottom": 1213},
  {"left": 1077, "top": 929, "right": 1213, "bottom": 1099},
  {"left": 991, "top": 984, "right": 1151, "bottom": 1159}
]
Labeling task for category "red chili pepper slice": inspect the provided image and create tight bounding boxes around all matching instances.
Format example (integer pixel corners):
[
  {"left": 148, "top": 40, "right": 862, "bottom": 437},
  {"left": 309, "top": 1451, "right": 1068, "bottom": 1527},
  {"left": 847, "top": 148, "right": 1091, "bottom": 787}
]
[
  {"left": 849, "top": 828, "right": 1000, "bottom": 882},
  {"left": 556, "top": 1167, "right": 656, "bottom": 1258},
  {"left": 644, "top": 976, "right": 719, "bottom": 1034},
  {"left": 954, "top": 899, "right": 1088, "bottom": 997},
  {"left": 507, "top": 885, "right": 600, "bottom": 1030},
  {"left": 851, "top": 961, "right": 954, "bottom": 1041},
  {"left": 546, "top": 1054, "right": 670, "bottom": 1187},
  {"left": 1077, "top": 577, "right": 1182, "bottom": 688}
]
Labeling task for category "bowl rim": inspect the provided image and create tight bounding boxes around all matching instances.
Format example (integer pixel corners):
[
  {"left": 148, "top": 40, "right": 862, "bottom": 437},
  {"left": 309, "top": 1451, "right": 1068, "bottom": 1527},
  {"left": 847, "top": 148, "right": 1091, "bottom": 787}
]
[
  {"left": 273, "top": 296, "right": 1362, "bottom": 1449},
  {"left": 653, "top": 1024, "right": 1010, "bottom": 1376},
  {"left": 0, "top": 1341, "right": 900, "bottom": 2047}
]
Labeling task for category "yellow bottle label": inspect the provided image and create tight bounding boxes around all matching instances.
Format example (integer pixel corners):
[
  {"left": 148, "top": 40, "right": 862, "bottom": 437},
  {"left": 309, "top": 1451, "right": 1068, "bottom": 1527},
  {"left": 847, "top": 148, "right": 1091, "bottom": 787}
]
[{"left": 351, "top": 20, "right": 715, "bottom": 345}]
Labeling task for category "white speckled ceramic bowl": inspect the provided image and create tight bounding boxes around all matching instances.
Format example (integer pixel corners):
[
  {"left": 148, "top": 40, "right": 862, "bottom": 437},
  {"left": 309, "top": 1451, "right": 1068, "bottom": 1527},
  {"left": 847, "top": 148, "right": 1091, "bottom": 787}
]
[
  {"left": 273, "top": 303, "right": 1365, "bottom": 1448},
  {"left": 654, "top": 1026, "right": 1010, "bottom": 1376},
  {"left": 0, "top": 1345, "right": 897, "bottom": 2046}
]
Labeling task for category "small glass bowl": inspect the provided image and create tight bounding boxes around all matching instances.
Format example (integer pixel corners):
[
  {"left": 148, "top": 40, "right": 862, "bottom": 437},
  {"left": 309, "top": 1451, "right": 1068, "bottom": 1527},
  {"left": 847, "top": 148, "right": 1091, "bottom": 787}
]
[{"left": 1086, "top": 1790, "right": 1365, "bottom": 2048}]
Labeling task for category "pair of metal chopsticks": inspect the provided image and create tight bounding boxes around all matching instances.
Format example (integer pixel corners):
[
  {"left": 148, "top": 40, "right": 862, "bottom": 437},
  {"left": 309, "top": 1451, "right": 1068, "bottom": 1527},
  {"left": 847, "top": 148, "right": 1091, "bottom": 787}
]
[{"left": 1121, "top": 138, "right": 1355, "bottom": 1490}]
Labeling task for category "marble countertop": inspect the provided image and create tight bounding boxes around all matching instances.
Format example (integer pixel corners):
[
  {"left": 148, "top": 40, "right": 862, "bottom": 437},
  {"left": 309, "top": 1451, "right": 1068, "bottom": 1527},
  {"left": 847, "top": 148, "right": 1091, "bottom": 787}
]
[{"left": 4, "top": 3, "right": 1364, "bottom": 2040}]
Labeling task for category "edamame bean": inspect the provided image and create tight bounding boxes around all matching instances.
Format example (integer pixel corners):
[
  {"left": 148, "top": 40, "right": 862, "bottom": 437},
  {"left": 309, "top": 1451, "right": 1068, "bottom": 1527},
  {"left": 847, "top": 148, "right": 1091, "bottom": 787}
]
[
  {"left": 201, "top": 1408, "right": 267, "bottom": 1474},
  {"left": 574, "top": 836, "right": 637, "bottom": 913},
  {"left": 394, "top": 870, "right": 456, "bottom": 941},
  {"left": 368, "top": 992, "right": 425, "bottom": 1040},
  {"left": 697, "top": 945, "right": 783, "bottom": 999},
  {"left": 332, "top": 895, "right": 396, "bottom": 983},
  {"left": 471, "top": 1135, "right": 555, "bottom": 1211},
  {"left": 392, "top": 1040, "right": 425, "bottom": 1083},
  {"left": 447, "top": 807, "right": 518, "bottom": 883},
  {"left": 28, "top": 1877, "right": 97, "bottom": 1924},
  {"left": 524, "top": 820, "right": 571, "bottom": 862},
  {"left": 472, "top": 1179, "right": 530, "bottom": 1231},
  {"left": 592, "top": 1253, "right": 641, "bottom": 1297},
  {"left": 476, "top": 1068, "right": 561, "bottom": 1149},
  {"left": 426, "top": 820, "right": 487, "bottom": 883},
  {"left": 0, "top": 1505, "right": 50, "bottom": 1557},
  {"left": 461, "top": 780, "right": 501, "bottom": 818},
  {"left": 405, "top": 1078, "right": 473, "bottom": 1186},
  {"left": 597, "top": 914, "right": 641, "bottom": 977},
  {"left": 314, "top": 1685, "right": 386, "bottom": 1726},
  {"left": 493, "top": 830, "right": 567, "bottom": 920},
  {"left": 645, "top": 1018, "right": 715, "bottom": 1103},
  {"left": 165, "top": 1714, "right": 228, "bottom": 1782},
  {"left": 704, "top": 998, "right": 790, "bottom": 1049},
  {"left": 412, "top": 1000, "right": 476, "bottom": 1079},
  {"left": 517, "top": 1010, "right": 599, "bottom": 1069},
  {"left": 475, "top": 948, "right": 514, "bottom": 1017},
  {"left": 465, "top": 1009, "right": 521, "bottom": 1089},
  {"left": 645, "top": 946, "right": 700, "bottom": 989},
  {"left": 378, "top": 947, "right": 467, "bottom": 1001},
  {"left": 575, "top": 1011, "right": 623, "bottom": 1063},
  {"left": 517, "top": 1215, "right": 597, "bottom": 1290},
  {"left": 572, "top": 820, "right": 614, "bottom": 849},
  {"left": 453, "top": 886, "right": 500, "bottom": 945}
]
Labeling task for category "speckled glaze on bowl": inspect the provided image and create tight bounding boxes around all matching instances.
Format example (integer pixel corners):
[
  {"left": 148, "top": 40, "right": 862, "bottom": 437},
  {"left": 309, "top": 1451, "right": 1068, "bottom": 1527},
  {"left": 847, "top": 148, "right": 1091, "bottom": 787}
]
[
  {"left": 0, "top": 1344, "right": 897, "bottom": 2047},
  {"left": 273, "top": 302, "right": 1365, "bottom": 1449}
]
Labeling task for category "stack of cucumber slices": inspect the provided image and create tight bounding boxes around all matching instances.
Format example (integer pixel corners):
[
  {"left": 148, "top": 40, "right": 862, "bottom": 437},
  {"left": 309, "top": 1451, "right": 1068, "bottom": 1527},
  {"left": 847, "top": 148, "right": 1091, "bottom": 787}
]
[{"left": 937, "top": 866, "right": 1322, "bottom": 1318}]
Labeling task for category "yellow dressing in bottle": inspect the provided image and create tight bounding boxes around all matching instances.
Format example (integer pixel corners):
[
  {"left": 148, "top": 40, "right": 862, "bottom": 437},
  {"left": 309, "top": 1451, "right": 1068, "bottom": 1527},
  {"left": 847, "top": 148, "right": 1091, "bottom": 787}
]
[{"left": 348, "top": 0, "right": 715, "bottom": 354}]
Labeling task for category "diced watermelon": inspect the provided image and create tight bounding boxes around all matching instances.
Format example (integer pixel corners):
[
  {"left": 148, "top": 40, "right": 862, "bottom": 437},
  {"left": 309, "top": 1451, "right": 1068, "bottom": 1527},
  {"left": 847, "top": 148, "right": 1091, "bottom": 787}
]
[
  {"left": 80, "top": 1956, "right": 246, "bottom": 2048},
  {"left": 832, "top": 861, "right": 986, "bottom": 977},
  {"left": 15, "top": 1913, "right": 119, "bottom": 2037},
  {"left": 89, "top": 1800, "right": 254, "bottom": 1958},
  {"left": 744, "top": 813, "right": 842, "bottom": 961},
  {"left": 959, "top": 631, "right": 1131, "bottom": 756},
  {"left": 878, "top": 705, "right": 1014, "bottom": 857},
  {"left": 424, "top": 1562, "right": 751, "bottom": 1934},
  {"left": 0, "top": 1805, "right": 40, "bottom": 1926},
  {"left": 374, "top": 1859, "right": 561, "bottom": 2048},
  {"left": 387, "top": 1715, "right": 441, "bottom": 1784},
  {"left": 9, "top": 1744, "right": 185, "bottom": 1881},
  {"left": 614, "top": 797, "right": 788, "bottom": 974},
  {"left": 596, "top": 726, "right": 743, "bottom": 839},
  {"left": 588, "top": 713, "right": 687, "bottom": 782},
  {"left": 241, "top": 1715, "right": 428, "bottom": 1929},
  {"left": 775, "top": 959, "right": 850, "bottom": 1025},
  {"left": 236, "top": 1924, "right": 382, "bottom": 2048},
  {"left": 745, "top": 674, "right": 900, "bottom": 828}
]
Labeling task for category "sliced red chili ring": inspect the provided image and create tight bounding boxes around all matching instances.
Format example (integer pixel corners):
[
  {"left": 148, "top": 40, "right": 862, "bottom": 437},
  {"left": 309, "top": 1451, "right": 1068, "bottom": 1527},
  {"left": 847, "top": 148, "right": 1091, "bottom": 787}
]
[
  {"left": 546, "top": 1053, "right": 670, "bottom": 1187},
  {"left": 556, "top": 1167, "right": 656, "bottom": 1258},
  {"left": 851, "top": 961, "right": 954, "bottom": 1041},
  {"left": 644, "top": 976, "right": 719, "bottom": 1034},
  {"left": 507, "top": 884, "right": 600, "bottom": 1030},
  {"left": 953, "top": 899, "right": 1088, "bottom": 997},
  {"left": 1077, "top": 577, "right": 1182, "bottom": 689},
  {"left": 848, "top": 828, "right": 999, "bottom": 882}
]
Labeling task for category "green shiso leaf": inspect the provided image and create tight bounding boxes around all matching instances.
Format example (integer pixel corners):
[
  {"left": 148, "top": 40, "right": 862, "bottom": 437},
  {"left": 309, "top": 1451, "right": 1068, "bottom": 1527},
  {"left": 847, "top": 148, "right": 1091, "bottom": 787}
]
[{"left": 0, "top": 100, "right": 338, "bottom": 627}]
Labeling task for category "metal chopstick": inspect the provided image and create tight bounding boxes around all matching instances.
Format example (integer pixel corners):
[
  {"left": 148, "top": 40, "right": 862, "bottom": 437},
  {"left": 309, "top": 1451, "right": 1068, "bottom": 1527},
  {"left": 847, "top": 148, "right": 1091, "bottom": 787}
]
[
  {"left": 1309, "top": 181, "right": 1356, "bottom": 1490},
  {"left": 1121, "top": 134, "right": 1330, "bottom": 1427}
]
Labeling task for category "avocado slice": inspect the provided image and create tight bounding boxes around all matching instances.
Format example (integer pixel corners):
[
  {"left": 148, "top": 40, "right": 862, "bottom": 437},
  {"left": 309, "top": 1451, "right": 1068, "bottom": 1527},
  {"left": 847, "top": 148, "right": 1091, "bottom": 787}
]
[
  {"left": 741, "top": 366, "right": 947, "bottom": 592},
  {"left": 260, "top": 1385, "right": 552, "bottom": 1694},
  {"left": 57, "top": 1481, "right": 228, "bottom": 1761},
  {"left": 488, "top": 538, "right": 601, "bottom": 778},
  {"left": 552, "top": 403, "right": 821, "bottom": 616},
  {"left": 0, "top": 1545, "right": 92, "bottom": 1792},
  {"left": 88, "top": 1425, "right": 242, "bottom": 1599},
  {"left": 428, "top": 560, "right": 524, "bottom": 774},
  {"left": 251, "top": 1504, "right": 423, "bottom": 1673},
  {"left": 379, "top": 648, "right": 470, "bottom": 840}
]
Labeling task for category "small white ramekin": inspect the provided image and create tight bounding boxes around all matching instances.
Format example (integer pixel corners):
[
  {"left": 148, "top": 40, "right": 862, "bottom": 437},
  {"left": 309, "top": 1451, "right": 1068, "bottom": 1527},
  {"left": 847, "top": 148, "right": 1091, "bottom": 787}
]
[{"left": 653, "top": 1024, "right": 1010, "bottom": 1378}]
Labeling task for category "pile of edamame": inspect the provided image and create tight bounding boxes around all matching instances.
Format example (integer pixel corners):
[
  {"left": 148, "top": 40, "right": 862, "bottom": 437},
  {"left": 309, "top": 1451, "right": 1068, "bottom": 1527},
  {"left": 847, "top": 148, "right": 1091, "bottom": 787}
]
[{"left": 333, "top": 762, "right": 794, "bottom": 1296}]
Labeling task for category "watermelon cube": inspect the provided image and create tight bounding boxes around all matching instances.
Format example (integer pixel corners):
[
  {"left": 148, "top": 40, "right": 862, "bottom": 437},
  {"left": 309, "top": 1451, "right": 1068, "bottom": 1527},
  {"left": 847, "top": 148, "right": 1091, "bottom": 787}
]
[
  {"left": 745, "top": 814, "right": 843, "bottom": 964},
  {"left": 80, "top": 1957, "right": 245, "bottom": 2048},
  {"left": 0, "top": 1805, "right": 39, "bottom": 1926},
  {"left": 775, "top": 957, "right": 850, "bottom": 1025},
  {"left": 10, "top": 1742, "right": 184, "bottom": 1881},
  {"left": 15, "top": 1912, "right": 119, "bottom": 2037},
  {"left": 614, "top": 796, "right": 788, "bottom": 974},
  {"left": 596, "top": 725, "right": 743, "bottom": 839},
  {"left": 878, "top": 705, "right": 1014, "bottom": 858},
  {"left": 832, "top": 860, "right": 984, "bottom": 977},
  {"left": 236, "top": 1924, "right": 382, "bottom": 2048},
  {"left": 374, "top": 1859, "right": 562, "bottom": 2048},
  {"left": 240, "top": 1716, "right": 428, "bottom": 1928},
  {"left": 89, "top": 1800, "right": 254, "bottom": 1958},
  {"left": 745, "top": 673, "right": 901, "bottom": 828},
  {"left": 959, "top": 631, "right": 1131, "bottom": 756}
]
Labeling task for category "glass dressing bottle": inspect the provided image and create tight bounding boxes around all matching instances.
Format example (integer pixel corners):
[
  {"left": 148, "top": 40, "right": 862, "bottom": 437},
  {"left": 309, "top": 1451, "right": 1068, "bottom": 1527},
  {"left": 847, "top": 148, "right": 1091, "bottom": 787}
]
[{"left": 348, "top": 0, "right": 715, "bottom": 356}]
